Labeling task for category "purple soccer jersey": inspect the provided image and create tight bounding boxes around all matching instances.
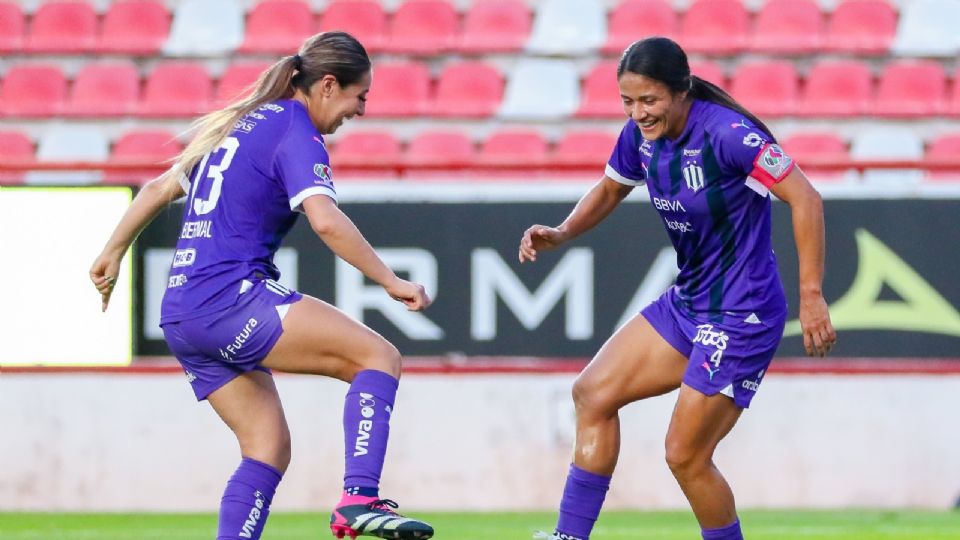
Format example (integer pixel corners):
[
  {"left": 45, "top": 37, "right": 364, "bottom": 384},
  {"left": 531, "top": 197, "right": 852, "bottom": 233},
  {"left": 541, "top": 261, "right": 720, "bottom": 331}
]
[
  {"left": 606, "top": 99, "right": 794, "bottom": 322},
  {"left": 160, "top": 99, "right": 335, "bottom": 325}
]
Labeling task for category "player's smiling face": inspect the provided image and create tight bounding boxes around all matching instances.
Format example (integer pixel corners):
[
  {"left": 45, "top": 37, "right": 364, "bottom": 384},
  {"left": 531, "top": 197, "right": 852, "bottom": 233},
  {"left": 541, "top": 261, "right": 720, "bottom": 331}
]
[
  {"left": 299, "top": 70, "right": 371, "bottom": 134},
  {"left": 618, "top": 71, "right": 690, "bottom": 141}
]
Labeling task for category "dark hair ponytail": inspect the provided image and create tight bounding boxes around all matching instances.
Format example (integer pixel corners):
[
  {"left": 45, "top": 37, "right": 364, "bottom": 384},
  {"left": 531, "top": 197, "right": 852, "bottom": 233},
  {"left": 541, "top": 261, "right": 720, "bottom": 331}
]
[{"left": 619, "top": 37, "right": 776, "bottom": 142}]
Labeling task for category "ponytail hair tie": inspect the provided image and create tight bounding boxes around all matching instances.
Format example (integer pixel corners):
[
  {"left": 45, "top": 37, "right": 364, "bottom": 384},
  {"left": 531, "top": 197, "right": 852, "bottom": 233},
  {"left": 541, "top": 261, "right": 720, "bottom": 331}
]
[{"left": 292, "top": 54, "right": 303, "bottom": 71}]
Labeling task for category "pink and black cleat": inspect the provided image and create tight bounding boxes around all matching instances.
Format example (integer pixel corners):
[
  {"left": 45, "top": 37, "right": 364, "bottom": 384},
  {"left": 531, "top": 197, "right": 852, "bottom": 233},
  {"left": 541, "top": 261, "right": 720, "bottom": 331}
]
[{"left": 330, "top": 496, "right": 434, "bottom": 539}]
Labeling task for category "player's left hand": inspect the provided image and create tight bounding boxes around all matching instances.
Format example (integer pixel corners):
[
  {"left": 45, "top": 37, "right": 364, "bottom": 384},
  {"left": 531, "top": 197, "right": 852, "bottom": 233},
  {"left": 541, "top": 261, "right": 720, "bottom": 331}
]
[
  {"left": 799, "top": 293, "right": 836, "bottom": 357},
  {"left": 89, "top": 253, "right": 121, "bottom": 312}
]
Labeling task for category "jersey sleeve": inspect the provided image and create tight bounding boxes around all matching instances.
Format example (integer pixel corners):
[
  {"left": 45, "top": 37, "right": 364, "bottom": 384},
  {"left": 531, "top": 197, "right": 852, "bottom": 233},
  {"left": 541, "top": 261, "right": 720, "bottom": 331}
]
[
  {"left": 273, "top": 119, "right": 337, "bottom": 212},
  {"left": 711, "top": 119, "right": 794, "bottom": 188},
  {"left": 604, "top": 121, "right": 646, "bottom": 186}
]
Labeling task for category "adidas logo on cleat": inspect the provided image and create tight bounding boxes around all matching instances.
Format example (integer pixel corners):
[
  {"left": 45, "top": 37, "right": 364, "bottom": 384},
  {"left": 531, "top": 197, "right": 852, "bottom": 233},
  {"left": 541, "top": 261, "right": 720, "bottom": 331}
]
[{"left": 330, "top": 498, "right": 433, "bottom": 539}]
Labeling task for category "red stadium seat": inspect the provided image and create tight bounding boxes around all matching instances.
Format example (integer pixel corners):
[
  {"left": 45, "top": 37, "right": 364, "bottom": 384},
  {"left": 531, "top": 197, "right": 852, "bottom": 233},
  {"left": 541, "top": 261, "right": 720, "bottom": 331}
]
[
  {"left": 332, "top": 131, "right": 402, "bottom": 178},
  {"left": 781, "top": 132, "right": 850, "bottom": 182},
  {"left": 65, "top": 62, "right": 140, "bottom": 118},
  {"left": 824, "top": 0, "right": 896, "bottom": 55},
  {"left": 97, "top": 0, "right": 170, "bottom": 55},
  {"left": 386, "top": 0, "right": 459, "bottom": 55},
  {"left": 362, "top": 61, "right": 430, "bottom": 118},
  {"left": 216, "top": 61, "right": 272, "bottom": 107},
  {"left": 431, "top": 61, "right": 503, "bottom": 118},
  {"left": 405, "top": 131, "right": 476, "bottom": 169},
  {"left": 873, "top": 60, "right": 947, "bottom": 118},
  {"left": 0, "top": 130, "right": 34, "bottom": 184},
  {"left": 479, "top": 130, "right": 548, "bottom": 166},
  {"left": 730, "top": 60, "right": 798, "bottom": 118},
  {"left": 26, "top": 0, "right": 97, "bottom": 53},
  {"left": 0, "top": 2, "right": 25, "bottom": 53},
  {"left": 603, "top": 0, "right": 678, "bottom": 55},
  {"left": 459, "top": 0, "right": 530, "bottom": 53},
  {"left": 139, "top": 62, "right": 213, "bottom": 118},
  {"left": 551, "top": 130, "right": 617, "bottom": 167},
  {"left": 680, "top": 0, "right": 749, "bottom": 55},
  {"left": 319, "top": 0, "right": 387, "bottom": 53},
  {"left": 106, "top": 129, "right": 183, "bottom": 185},
  {"left": 750, "top": 0, "right": 823, "bottom": 54},
  {"left": 690, "top": 60, "right": 727, "bottom": 89},
  {"left": 240, "top": 0, "right": 314, "bottom": 54},
  {"left": 576, "top": 61, "right": 622, "bottom": 118},
  {"left": 798, "top": 60, "right": 873, "bottom": 118},
  {"left": 925, "top": 134, "right": 960, "bottom": 182},
  {"left": 0, "top": 64, "right": 67, "bottom": 118},
  {"left": 950, "top": 68, "right": 960, "bottom": 117}
]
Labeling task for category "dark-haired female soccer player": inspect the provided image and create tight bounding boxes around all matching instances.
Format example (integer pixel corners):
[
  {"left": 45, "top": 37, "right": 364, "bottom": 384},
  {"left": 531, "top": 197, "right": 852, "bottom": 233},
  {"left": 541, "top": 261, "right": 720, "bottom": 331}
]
[
  {"left": 91, "top": 32, "right": 433, "bottom": 540},
  {"left": 521, "top": 37, "right": 836, "bottom": 540}
]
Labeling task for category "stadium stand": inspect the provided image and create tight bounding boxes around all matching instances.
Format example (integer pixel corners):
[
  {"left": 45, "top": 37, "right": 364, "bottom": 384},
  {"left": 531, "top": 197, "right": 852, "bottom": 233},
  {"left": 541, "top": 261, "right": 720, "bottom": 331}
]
[
  {"left": 458, "top": 0, "right": 531, "bottom": 53},
  {"left": 551, "top": 130, "right": 617, "bottom": 167},
  {"left": 362, "top": 61, "right": 430, "bottom": 117},
  {"left": 25, "top": 0, "right": 97, "bottom": 54},
  {"left": 526, "top": 0, "right": 606, "bottom": 56},
  {"left": 892, "top": 0, "right": 960, "bottom": 57},
  {"left": 65, "top": 61, "right": 140, "bottom": 118},
  {"left": 0, "top": 64, "right": 68, "bottom": 118},
  {"left": 499, "top": 58, "right": 580, "bottom": 120},
  {"left": 602, "top": 0, "right": 677, "bottom": 55},
  {"left": 0, "top": 130, "right": 34, "bottom": 184},
  {"left": 824, "top": 0, "right": 897, "bottom": 55},
  {"left": 405, "top": 130, "right": 476, "bottom": 170},
  {"left": 729, "top": 60, "right": 799, "bottom": 118},
  {"left": 387, "top": 0, "right": 459, "bottom": 55},
  {"left": 431, "top": 61, "right": 504, "bottom": 118},
  {"left": 105, "top": 129, "right": 182, "bottom": 185},
  {"left": 331, "top": 131, "right": 403, "bottom": 173},
  {"left": 679, "top": 0, "right": 749, "bottom": 55},
  {"left": 28, "top": 125, "right": 109, "bottom": 184},
  {"left": 749, "top": 0, "right": 823, "bottom": 55},
  {"left": 239, "top": 0, "right": 314, "bottom": 55},
  {"left": 782, "top": 132, "right": 852, "bottom": 183},
  {"left": 318, "top": 0, "right": 387, "bottom": 53},
  {"left": 0, "top": 1, "right": 25, "bottom": 54},
  {"left": 478, "top": 130, "right": 549, "bottom": 166},
  {"left": 850, "top": 128, "right": 925, "bottom": 186},
  {"left": 139, "top": 61, "right": 213, "bottom": 118},
  {"left": 576, "top": 60, "right": 622, "bottom": 119},
  {"left": 873, "top": 60, "right": 947, "bottom": 118},
  {"left": 798, "top": 60, "right": 874, "bottom": 118},
  {"left": 163, "top": 0, "right": 243, "bottom": 57},
  {"left": 926, "top": 134, "right": 960, "bottom": 182},
  {"left": 97, "top": 0, "right": 170, "bottom": 55},
  {"left": 215, "top": 61, "right": 272, "bottom": 108}
]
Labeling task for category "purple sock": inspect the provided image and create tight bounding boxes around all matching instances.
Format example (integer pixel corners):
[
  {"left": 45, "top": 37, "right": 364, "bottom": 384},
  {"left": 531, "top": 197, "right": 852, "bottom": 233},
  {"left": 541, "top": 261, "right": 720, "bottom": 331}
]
[
  {"left": 555, "top": 463, "right": 611, "bottom": 540},
  {"left": 702, "top": 519, "right": 743, "bottom": 540},
  {"left": 217, "top": 457, "right": 283, "bottom": 540},
  {"left": 343, "top": 369, "right": 398, "bottom": 490}
]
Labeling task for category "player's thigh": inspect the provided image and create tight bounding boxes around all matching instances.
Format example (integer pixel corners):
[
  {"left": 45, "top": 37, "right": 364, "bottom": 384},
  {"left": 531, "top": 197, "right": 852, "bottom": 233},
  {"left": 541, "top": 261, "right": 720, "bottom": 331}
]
[
  {"left": 207, "top": 370, "right": 291, "bottom": 467},
  {"left": 261, "top": 294, "right": 400, "bottom": 381},
  {"left": 664, "top": 383, "right": 742, "bottom": 466},
  {"left": 574, "top": 313, "right": 688, "bottom": 416}
]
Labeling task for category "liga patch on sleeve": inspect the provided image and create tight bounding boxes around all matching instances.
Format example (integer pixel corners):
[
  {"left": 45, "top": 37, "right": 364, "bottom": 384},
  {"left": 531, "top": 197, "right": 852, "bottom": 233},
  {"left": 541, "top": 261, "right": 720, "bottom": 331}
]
[{"left": 750, "top": 143, "right": 794, "bottom": 187}]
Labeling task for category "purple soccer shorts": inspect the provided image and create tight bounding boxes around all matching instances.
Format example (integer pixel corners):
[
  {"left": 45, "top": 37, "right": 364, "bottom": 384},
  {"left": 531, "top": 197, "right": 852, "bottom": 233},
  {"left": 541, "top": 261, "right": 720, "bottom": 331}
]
[
  {"left": 161, "top": 279, "right": 302, "bottom": 400},
  {"left": 641, "top": 288, "right": 786, "bottom": 408}
]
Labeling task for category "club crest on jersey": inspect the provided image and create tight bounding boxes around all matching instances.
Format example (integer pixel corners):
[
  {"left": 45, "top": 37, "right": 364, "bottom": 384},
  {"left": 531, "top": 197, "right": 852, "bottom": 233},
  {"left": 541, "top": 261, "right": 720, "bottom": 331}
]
[
  {"left": 742, "top": 132, "right": 764, "bottom": 148},
  {"left": 313, "top": 163, "right": 333, "bottom": 186},
  {"left": 639, "top": 139, "right": 653, "bottom": 158},
  {"left": 682, "top": 161, "right": 705, "bottom": 192}
]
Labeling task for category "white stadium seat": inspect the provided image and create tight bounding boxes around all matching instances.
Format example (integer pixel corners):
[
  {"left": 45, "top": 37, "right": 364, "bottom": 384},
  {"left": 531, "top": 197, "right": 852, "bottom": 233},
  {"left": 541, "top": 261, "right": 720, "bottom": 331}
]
[
  {"left": 525, "top": 0, "right": 606, "bottom": 56},
  {"left": 163, "top": 0, "right": 244, "bottom": 57},
  {"left": 27, "top": 125, "right": 109, "bottom": 184},
  {"left": 850, "top": 128, "right": 925, "bottom": 187},
  {"left": 498, "top": 58, "right": 580, "bottom": 120},
  {"left": 892, "top": 0, "right": 960, "bottom": 57}
]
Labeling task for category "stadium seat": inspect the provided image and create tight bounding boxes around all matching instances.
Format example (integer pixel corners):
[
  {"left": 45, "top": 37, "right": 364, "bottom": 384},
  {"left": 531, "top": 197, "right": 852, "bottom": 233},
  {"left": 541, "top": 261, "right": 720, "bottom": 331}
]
[
  {"left": 526, "top": 0, "right": 606, "bottom": 56},
  {"left": 499, "top": 59, "right": 580, "bottom": 120},
  {"left": 950, "top": 68, "right": 960, "bottom": 117},
  {"left": 478, "top": 130, "right": 548, "bottom": 166},
  {"left": 27, "top": 125, "right": 109, "bottom": 185},
  {"left": 240, "top": 0, "right": 314, "bottom": 54},
  {"left": 216, "top": 61, "right": 272, "bottom": 107},
  {"left": 576, "top": 61, "right": 622, "bottom": 119},
  {"left": 824, "top": 0, "right": 896, "bottom": 55},
  {"left": 164, "top": 0, "right": 244, "bottom": 56},
  {"left": 105, "top": 129, "right": 182, "bottom": 185},
  {"left": 431, "top": 61, "right": 504, "bottom": 118},
  {"left": 798, "top": 60, "right": 873, "bottom": 118},
  {"left": 331, "top": 131, "right": 402, "bottom": 178},
  {"left": 405, "top": 130, "right": 476, "bottom": 169},
  {"left": 781, "top": 132, "right": 851, "bottom": 183},
  {"left": 139, "top": 62, "right": 213, "bottom": 118},
  {"left": 0, "top": 64, "right": 67, "bottom": 118},
  {"left": 458, "top": 0, "right": 531, "bottom": 53},
  {"left": 65, "top": 62, "right": 140, "bottom": 118},
  {"left": 26, "top": 0, "right": 97, "bottom": 53},
  {"left": 362, "top": 61, "right": 430, "bottom": 118},
  {"left": 0, "top": 130, "right": 34, "bottom": 184},
  {"left": 850, "top": 128, "right": 924, "bottom": 187},
  {"left": 0, "top": 2, "right": 25, "bottom": 54},
  {"left": 924, "top": 134, "right": 960, "bottom": 182},
  {"left": 873, "top": 60, "right": 947, "bottom": 118},
  {"left": 730, "top": 60, "right": 798, "bottom": 118},
  {"left": 690, "top": 60, "right": 727, "bottom": 89},
  {"left": 750, "top": 0, "right": 823, "bottom": 54},
  {"left": 680, "top": 0, "right": 749, "bottom": 55},
  {"left": 319, "top": 0, "right": 387, "bottom": 53},
  {"left": 387, "top": 0, "right": 459, "bottom": 55},
  {"left": 551, "top": 130, "right": 617, "bottom": 167},
  {"left": 97, "top": 0, "right": 170, "bottom": 55},
  {"left": 603, "top": 0, "right": 678, "bottom": 55},
  {"left": 893, "top": 0, "right": 960, "bottom": 57}
]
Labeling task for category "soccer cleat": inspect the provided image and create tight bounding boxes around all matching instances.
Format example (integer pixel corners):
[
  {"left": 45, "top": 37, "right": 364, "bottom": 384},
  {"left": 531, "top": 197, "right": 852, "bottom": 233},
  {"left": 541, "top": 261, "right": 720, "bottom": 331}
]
[
  {"left": 533, "top": 531, "right": 584, "bottom": 540},
  {"left": 330, "top": 497, "right": 434, "bottom": 539}
]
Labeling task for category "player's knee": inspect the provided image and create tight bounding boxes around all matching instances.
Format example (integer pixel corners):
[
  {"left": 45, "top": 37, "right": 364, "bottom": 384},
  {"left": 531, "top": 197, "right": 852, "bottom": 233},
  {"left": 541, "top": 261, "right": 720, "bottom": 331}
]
[
  {"left": 361, "top": 340, "right": 402, "bottom": 379},
  {"left": 664, "top": 439, "right": 703, "bottom": 478},
  {"left": 572, "top": 375, "right": 610, "bottom": 418},
  {"left": 244, "top": 429, "right": 291, "bottom": 473}
]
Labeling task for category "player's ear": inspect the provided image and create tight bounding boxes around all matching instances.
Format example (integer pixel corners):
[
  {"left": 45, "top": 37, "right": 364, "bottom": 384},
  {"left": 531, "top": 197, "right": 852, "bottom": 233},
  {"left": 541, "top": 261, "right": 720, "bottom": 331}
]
[{"left": 317, "top": 74, "right": 339, "bottom": 98}]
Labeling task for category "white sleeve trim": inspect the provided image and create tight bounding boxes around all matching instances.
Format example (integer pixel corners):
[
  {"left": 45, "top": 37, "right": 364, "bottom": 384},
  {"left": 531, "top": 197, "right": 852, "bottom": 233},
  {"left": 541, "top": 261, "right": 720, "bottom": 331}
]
[
  {"left": 177, "top": 169, "right": 190, "bottom": 193},
  {"left": 604, "top": 163, "right": 645, "bottom": 186},
  {"left": 744, "top": 176, "right": 770, "bottom": 198},
  {"left": 290, "top": 185, "right": 338, "bottom": 212}
]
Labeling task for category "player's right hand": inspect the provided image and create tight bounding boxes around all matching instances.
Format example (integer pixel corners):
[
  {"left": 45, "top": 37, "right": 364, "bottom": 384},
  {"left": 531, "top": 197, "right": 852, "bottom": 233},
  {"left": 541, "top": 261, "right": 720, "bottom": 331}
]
[
  {"left": 518, "top": 225, "right": 566, "bottom": 263},
  {"left": 385, "top": 278, "right": 431, "bottom": 312},
  {"left": 89, "top": 253, "right": 121, "bottom": 312}
]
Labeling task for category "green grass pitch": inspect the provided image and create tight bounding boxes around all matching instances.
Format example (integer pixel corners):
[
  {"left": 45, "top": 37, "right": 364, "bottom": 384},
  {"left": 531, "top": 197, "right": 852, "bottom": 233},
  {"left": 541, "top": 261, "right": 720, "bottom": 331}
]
[{"left": 2, "top": 510, "right": 959, "bottom": 539}]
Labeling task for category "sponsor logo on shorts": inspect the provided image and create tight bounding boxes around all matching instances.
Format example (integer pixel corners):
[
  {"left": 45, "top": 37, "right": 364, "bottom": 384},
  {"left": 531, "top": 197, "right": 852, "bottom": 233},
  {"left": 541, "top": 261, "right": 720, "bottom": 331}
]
[
  {"left": 741, "top": 369, "right": 765, "bottom": 392},
  {"left": 693, "top": 323, "right": 731, "bottom": 372},
  {"left": 218, "top": 317, "right": 259, "bottom": 361},
  {"left": 184, "top": 370, "right": 197, "bottom": 383},
  {"left": 238, "top": 490, "right": 265, "bottom": 538},
  {"left": 353, "top": 393, "right": 376, "bottom": 457},
  {"left": 701, "top": 361, "right": 720, "bottom": 381},
  {"left": 168, "top": 274, "right": 188, "bottom": 288},
  {"left": 172, "top": 248, "right": 196, "bottom": 268}
]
